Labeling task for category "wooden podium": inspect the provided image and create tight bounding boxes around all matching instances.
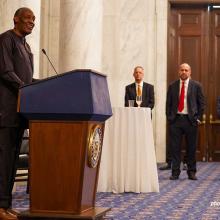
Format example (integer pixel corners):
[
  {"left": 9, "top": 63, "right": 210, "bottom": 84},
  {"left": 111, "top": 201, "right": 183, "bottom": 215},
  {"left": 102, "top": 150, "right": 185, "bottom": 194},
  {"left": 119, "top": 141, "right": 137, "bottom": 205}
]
[{"left": 17, "top": 69, "right": 112, "bottom": 220}]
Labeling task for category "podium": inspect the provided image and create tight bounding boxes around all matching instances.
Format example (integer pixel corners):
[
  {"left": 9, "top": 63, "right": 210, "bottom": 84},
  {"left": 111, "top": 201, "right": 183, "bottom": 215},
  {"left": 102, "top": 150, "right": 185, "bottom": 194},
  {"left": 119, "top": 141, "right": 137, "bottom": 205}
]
[{"left": 17, "top": 69, "right": 112, "bottom": 220}]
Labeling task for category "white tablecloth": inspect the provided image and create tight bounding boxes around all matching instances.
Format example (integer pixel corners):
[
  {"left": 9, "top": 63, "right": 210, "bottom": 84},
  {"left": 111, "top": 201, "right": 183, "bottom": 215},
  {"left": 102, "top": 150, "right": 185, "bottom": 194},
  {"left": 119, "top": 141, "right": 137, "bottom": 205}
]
[{"left": 97, "top": 107, "right": 159, "bottom": 193}]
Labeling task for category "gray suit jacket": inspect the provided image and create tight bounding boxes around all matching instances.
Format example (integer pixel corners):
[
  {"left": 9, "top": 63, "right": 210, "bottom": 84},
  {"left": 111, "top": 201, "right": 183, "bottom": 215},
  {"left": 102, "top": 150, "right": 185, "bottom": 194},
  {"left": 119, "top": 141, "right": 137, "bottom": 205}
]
[{"left": 166, "top": 79, "right": 205, "bottom": 125}]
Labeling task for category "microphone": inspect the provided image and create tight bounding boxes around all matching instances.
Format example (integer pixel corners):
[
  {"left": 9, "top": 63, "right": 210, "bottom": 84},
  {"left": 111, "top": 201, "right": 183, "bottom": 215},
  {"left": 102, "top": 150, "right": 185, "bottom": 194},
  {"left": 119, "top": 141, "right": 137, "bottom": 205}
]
[{"left": 41, "top": 48, "right": 58, "bottom": 75}]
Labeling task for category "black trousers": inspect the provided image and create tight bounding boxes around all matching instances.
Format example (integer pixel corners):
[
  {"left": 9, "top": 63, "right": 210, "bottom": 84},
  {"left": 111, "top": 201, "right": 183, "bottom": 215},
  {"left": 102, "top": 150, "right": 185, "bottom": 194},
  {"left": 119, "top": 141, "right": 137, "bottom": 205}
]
[
  {"left": 169, "top": 115, "right": 198, "bottom": 176},
  {"left": 166, "top": 142, "right": 187, "bottom": 165},
  {"left": 0, "top": 127, "right": 24, "bottom": 208}
]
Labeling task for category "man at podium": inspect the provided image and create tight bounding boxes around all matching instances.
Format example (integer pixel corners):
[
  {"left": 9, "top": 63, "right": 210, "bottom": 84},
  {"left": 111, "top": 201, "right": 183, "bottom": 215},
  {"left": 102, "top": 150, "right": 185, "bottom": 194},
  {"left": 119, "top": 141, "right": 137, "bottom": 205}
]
[
  {"left": 0, "top": 7, "right": 35, "bottom": 219},
  {"left": 124, "top": 66, "right": 155, "bottom": 109}
]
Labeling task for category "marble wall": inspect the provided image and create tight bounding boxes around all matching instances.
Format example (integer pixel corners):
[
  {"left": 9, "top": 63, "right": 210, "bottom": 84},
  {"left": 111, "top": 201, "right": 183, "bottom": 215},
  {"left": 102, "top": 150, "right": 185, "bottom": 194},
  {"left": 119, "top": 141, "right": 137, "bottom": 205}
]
[
  {"left": 0, "top": 0, "right": 168, "bottom": 162},
  {"left": 102, "top": 0, "right": 167, "bottom": 162}
]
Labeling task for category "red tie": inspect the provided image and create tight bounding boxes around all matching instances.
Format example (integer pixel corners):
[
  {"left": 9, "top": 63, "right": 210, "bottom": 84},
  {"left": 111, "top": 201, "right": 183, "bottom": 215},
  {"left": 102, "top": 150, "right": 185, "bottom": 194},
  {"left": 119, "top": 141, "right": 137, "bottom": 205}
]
[{"left": 178, "top": 81, "right": 185, "bottom": 112}]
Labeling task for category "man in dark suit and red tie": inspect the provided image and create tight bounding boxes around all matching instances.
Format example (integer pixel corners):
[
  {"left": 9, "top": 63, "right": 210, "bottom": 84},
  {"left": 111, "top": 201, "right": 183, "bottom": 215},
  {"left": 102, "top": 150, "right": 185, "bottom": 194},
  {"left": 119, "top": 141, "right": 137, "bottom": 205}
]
[
  {"left": 124, "top": 66, "right": 154, "bottom": 109},
  {"left": 166, "top": 63, "right": 205, "bottom": 180}
]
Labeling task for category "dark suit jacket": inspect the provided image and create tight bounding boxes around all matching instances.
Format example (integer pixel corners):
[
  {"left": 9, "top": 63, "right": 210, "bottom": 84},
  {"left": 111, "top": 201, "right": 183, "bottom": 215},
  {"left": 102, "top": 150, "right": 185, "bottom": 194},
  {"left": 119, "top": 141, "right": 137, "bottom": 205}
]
[
  {"left": 124, "top": 82, "right": 154, "bottom": 109},
  {"left": 166, "top": 79, "right": 205, "bottom": 125}
]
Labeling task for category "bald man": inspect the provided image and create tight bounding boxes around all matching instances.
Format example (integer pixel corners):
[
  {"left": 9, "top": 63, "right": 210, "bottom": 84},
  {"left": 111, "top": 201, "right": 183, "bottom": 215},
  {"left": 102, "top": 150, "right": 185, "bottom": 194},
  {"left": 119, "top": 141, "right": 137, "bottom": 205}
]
[
  {"left": 166, "top": 63, "right": 205, "bottom": 181},
  {"left": 0, "top": 7, "right": 35, "bottom": 219}
]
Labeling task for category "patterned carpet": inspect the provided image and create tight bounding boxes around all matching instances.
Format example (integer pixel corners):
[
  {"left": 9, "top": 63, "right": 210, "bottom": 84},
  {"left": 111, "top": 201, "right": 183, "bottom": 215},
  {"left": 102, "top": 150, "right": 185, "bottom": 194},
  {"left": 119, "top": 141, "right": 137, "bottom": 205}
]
[{"left": 12, "top": 162, "right": 220, "bottom": 219}]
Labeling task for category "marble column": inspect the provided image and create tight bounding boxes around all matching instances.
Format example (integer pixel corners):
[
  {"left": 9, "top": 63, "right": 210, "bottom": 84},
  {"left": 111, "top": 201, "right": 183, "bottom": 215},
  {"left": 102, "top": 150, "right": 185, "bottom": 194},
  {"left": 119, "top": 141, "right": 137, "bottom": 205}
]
[
  {"left": 154, "top": 0, "right": 168, "bottom": 162},
  {"left": 59, "top": 0, "right": 103, "bottom": 73},
  {"left": 40, "top": 0, "right": 60, "bottom": 78}
]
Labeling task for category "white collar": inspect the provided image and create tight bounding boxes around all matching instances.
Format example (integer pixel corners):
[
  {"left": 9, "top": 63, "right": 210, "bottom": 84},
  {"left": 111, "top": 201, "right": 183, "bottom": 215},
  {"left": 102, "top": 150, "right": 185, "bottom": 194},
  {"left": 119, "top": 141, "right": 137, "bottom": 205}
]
[
  {"left": 179, "top": 78, "right": 189, "bottom": 85},
  {"left": 135, "top": 81, "right": 143, "bottom": 87}
]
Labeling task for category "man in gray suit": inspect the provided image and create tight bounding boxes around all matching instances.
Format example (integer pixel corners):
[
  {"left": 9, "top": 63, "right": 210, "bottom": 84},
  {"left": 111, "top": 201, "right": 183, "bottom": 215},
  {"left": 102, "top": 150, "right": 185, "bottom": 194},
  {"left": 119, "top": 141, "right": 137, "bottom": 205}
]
[
  {"left": 166, "top": 63, "right": 205, "bottom": 180},
  {"left": 125, "top": 66, "right": 154, "bottom": 109},
  {"left": 0, "top": 7, "right": 35, "bottom": 219}
]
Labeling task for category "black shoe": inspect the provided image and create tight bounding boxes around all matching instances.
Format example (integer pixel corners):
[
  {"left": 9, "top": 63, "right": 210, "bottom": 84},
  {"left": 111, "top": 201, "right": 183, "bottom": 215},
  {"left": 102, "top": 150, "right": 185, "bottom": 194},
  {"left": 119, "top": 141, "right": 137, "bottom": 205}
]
[
  {"left": 182, "top": 163, "right": 187, "bottom": 170},
  {"left": 159, "top": 164, "right": 171, "bottom": 170},
  {"left": 169, "top": 175, "right": 179, "bottom": 180},
  {"left": 188, "top": 172, "right": 197, "bottom": 180}
]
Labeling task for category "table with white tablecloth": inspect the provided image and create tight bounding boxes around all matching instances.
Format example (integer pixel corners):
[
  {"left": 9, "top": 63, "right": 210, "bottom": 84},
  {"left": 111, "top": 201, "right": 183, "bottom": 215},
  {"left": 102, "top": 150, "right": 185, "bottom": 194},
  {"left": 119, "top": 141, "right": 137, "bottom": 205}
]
[{"left": 97, "top": 107, "right": 159, "bottom": 193}]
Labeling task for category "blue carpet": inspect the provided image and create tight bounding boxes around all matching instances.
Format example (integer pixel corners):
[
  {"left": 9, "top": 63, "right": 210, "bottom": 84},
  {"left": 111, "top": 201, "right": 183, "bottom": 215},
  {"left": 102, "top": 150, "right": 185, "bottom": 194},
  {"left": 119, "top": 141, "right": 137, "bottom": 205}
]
[{"left": 12, "top": 162, "right": 220, "bottom": 219}]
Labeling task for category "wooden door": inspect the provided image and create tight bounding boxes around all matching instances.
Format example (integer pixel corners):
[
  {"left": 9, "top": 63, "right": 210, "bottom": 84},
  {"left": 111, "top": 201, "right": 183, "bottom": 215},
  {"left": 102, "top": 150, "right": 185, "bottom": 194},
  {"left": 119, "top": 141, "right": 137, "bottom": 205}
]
[
  {"left": 208, "top": 6, "right": 220, "bottom": 161},
  {"left": 168, "top": 2, "right": 220, "bottom": 161}
]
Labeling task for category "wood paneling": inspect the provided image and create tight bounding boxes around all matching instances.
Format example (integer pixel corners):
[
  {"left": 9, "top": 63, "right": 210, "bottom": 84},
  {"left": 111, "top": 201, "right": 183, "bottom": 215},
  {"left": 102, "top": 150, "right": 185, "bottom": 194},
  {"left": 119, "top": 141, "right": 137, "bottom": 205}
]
[
  {"left": 29, "top": 121, "right": 104, "bottom": 214},
  {"left": 168, "top": 2, "right": 220, "bottom": 161},
  {"left": 208, "top": 9, "right": 220, "bottom": 160}
]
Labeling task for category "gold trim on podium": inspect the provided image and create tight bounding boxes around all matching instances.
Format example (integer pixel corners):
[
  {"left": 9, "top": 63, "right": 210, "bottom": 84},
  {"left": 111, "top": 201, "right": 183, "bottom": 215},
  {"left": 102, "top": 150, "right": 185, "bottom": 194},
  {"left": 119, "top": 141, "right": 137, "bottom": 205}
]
[{"left": 87, "top": 124, "right": 103, "bottom": 168}]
